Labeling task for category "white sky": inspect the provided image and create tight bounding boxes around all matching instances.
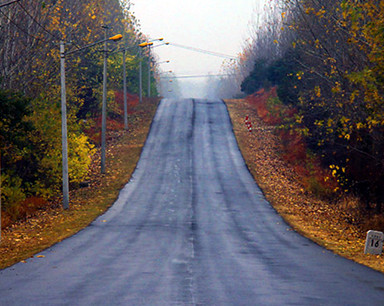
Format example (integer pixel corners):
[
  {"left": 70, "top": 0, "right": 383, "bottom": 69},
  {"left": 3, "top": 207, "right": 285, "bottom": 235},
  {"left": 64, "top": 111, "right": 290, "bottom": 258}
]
[{"left": 130, "top": 0, "right": 265, "bottom": 97}]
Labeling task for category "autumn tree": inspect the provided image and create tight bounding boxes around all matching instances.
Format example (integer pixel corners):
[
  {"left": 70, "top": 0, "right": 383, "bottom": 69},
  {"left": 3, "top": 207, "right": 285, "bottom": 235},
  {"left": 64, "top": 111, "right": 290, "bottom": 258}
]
[
  {"left": 237, "top": 0, "right": 384, "bottom": 212},
  {"left": 0, "top": 0, "right": 147, "bottom": 217}
]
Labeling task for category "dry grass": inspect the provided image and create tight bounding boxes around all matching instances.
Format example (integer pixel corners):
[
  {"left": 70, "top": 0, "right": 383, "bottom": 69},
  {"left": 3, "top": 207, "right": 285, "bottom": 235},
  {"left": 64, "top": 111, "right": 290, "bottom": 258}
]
[
  {"left": 225, "top": 98, "right": 384, "bottom": 273},
  {"left": 0, "top": 99, "right": 158, "bottom": 269}
]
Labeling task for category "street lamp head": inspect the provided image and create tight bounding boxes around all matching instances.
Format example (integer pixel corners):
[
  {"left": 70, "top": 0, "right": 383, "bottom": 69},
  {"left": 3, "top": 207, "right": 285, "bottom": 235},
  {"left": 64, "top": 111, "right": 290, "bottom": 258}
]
[
  {"left": 109, "top": 34, "right": 123, "bottom": 41},
  {"left": 139, "top": 42, "right": 154, "bottom": 48}
]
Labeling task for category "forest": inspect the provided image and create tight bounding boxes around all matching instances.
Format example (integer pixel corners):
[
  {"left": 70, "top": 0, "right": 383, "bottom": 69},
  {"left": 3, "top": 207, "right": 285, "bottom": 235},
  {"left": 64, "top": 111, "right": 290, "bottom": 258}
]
[
  {"left": 0, "top": 0, "right": 157, "bottom": 222},
  {"left": 218, "top": 0, "right": 384, "bottom": 214},
  {"left": 2, "top": 0, "right": 384, "bottom": 227}
]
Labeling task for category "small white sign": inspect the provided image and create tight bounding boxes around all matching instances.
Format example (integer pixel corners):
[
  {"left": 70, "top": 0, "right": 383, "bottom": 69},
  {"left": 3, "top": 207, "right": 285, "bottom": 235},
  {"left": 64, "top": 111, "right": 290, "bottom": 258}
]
[{"left": 364, "top": 230, "right": 384, "bottom": 255}]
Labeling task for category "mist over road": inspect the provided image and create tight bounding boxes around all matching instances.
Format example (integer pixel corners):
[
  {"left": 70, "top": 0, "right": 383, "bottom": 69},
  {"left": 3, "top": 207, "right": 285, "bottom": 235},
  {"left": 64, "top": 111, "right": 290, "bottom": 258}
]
[{"left": 1, "top": 99, "right": 384, "bottom": 305}]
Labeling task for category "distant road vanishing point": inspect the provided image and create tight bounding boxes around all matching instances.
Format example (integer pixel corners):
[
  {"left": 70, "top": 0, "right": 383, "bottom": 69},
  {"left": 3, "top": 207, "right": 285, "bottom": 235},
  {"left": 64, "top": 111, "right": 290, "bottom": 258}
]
[{"left": 1, "top": 98, "right": 384, "bottom": 305}]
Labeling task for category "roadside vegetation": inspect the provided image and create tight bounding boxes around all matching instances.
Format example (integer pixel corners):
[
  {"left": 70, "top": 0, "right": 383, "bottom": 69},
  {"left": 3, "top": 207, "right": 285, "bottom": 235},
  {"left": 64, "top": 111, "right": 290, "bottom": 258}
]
[
  {"left": 226, "top": 94, "right": 384, "bottom": 273},
  {"left": 0, "top": 0, "right": 160, "bottom": 230},
  {"left": 218, "top": 2, "right": 384, "bottom": 230},
  {"left": 0, "top": 96, "right": 158, "bottom": 269},
  {"left": 220, "top": 0, "right": 384, "bottom": 271}
]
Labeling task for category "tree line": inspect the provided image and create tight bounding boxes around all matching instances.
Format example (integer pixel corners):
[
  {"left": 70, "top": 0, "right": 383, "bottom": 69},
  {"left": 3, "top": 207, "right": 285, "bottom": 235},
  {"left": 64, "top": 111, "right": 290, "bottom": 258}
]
[
  {"left": 0, "top": 0, "right": 157, "bottom": 219},
  {"left": 221, "top": 0, "right": 384, "bottom": 213}
]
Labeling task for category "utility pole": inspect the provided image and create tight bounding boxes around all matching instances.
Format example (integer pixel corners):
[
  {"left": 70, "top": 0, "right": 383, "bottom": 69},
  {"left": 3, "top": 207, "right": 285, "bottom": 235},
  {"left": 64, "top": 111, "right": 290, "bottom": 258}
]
[
  {"left": 60, "top": 41, "right": 69, "bottom": 210},
  {"left": 139, "top": 49, "right": 143, "bottom": 103},
  {"left": 148, "top": 44, "right": 151, "bottom": 97},
  {"left": 123, "top": 46, "right": 128, "bottom": 130},
  {"left": 101, "top": 26, "right": 108, "bottom": 174}
]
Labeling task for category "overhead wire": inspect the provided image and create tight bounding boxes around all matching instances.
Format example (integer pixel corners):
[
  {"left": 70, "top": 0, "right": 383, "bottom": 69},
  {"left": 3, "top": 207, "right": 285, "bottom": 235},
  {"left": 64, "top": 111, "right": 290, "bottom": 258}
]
[
  {"left": 0, "top": 0, "right": 20, "bottom": 9},
  {"left": 160, "top": 74, "right": 232, "bottom": 79},
  {"left": 167, "top": 42, "right": 237, "bottom": 59},
  {"left": 16, "top": 1, "right": 89, "bottom": 53},
  {"left": 16, "top": 1, "right": 61, "bottom": 41},
  {"left": 0, "top": 8, "right": 46, "bottom": 43},
  {"left": 16, "top": 0, "right": 85, "bottom": 53}
]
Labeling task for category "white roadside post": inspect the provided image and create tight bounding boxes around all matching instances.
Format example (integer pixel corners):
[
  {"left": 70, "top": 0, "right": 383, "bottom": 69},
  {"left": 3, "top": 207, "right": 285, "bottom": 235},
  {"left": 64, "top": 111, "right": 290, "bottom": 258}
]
[{"left": 364, "top": 230, "right": 384, "bottom": 255}]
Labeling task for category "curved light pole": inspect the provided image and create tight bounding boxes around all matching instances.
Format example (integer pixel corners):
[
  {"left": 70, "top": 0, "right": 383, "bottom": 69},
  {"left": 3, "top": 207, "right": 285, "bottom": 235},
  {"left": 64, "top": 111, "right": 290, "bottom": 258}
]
[{"left": 60, "top": 31, "right": 122, "bottom": 208}]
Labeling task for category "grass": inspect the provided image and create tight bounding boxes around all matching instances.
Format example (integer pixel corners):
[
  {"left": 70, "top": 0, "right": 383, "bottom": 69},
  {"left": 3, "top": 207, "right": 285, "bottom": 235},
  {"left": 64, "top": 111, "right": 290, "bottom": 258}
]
[{"left": 0, "top": 98, "right": 159, "bottom": 269}]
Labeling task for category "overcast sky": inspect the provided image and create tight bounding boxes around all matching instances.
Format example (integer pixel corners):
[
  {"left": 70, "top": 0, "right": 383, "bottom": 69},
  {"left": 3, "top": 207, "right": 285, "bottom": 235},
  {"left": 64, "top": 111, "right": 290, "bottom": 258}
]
[{"left": 130, "top": 0, "right": 265, "bottom": 97}]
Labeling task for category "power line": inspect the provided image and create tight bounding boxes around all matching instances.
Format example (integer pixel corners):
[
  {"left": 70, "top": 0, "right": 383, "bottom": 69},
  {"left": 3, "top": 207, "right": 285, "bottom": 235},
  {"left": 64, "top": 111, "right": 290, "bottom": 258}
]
[
  {"left": 15, "top": 2, "right": 85, "bottom": 52},
  {"left": 17, "top": 1, "right": 61, "bottom": 41},
  {"left": 0, "top": 0, "right": 20, "bottom": 8},
  {"left": 0, "top": 8, "right": 46, "bottom": 43},
  {"left": 167, "top": 42, "right": 237, "bottom": 59},
  {"left": 160, "top": 74, "right": 232, "bottom": 79}
]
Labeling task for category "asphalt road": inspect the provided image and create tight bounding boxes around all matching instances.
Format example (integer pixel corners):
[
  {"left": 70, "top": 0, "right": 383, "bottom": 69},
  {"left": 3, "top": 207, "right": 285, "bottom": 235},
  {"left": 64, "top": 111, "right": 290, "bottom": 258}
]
[{"left": 1, "top": 99, "right": 384, "bottom": 305}]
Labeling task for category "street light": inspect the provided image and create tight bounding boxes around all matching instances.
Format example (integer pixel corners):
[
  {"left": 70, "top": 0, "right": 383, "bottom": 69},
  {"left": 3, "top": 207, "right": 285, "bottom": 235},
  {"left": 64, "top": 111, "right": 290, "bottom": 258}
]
[
  {"left": 139, "top": 38, "right": 164, "bottom": 98},
  {"left": 109, "top": 41, "right": 136, "bottom": 129},
  {"left": 59, "top": 30, "right": 122, "bottom": 208},
  {"left": 101, "top": 27, "right": 123, "bottom": 174},
  {"left": 122, "top": 45, "right": 128, "bottom": 130},
  {"left": 152, "top": 42, "right": 170, "bottom": 49},
  {"left": 138, "top": 42, "right": 153, "bottom": 103},
  {"left": 139, "top": 48, "right": 143, "bottom": 104}
]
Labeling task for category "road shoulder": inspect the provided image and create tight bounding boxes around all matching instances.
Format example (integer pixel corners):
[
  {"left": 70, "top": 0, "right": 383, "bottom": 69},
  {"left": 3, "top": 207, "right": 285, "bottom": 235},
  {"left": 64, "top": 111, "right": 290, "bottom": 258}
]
[{"left": 225, "top": 98, "right": 384, "bottom": 273}]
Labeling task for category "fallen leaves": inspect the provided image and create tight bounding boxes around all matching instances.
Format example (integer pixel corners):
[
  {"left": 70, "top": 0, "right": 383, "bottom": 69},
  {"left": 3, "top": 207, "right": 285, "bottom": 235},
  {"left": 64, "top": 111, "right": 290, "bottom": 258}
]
[
  {"left": 0, "top": 99, "right": 159, "bottom": 270},
  {"left": 225, "top": 98, "right": 384, "bottom": 273}
]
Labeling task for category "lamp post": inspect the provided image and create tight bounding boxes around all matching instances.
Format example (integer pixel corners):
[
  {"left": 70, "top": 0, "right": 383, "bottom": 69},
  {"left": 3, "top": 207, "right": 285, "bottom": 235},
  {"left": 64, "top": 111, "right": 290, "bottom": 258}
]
[
  {"left": 108, "top": 41, "right": 131, "bottom": 128},
  {"left": 60, "top": 41, "right": 69, "bottom": 210},
  {"left": 123, "top": 46, "right": 128, "bottom": 130},
  {"left": 139, "top": 38, "right": 164, "bottom": 99},
  {"left": 59, "top": 32, "right": 122, "bottom": 208},
  {"left": 148, "top": 43, "right": 151, "bottom": 97},
  {"left": 139, "top": 49, "right": 143, "bottom": 103},
  {"left": 101, "top": 27, "right": 108, "bottom": 174},
  {"left": 101, "top": 30, "right": 123, "bottom": 174}
]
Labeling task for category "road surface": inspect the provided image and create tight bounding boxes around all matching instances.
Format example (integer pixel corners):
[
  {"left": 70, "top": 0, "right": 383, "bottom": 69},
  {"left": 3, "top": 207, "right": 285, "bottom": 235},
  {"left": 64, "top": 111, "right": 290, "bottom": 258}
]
[{"left": 1, "top": 99, "right": 384, "bottom": 305}]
